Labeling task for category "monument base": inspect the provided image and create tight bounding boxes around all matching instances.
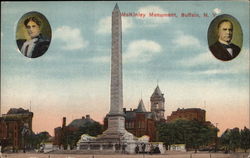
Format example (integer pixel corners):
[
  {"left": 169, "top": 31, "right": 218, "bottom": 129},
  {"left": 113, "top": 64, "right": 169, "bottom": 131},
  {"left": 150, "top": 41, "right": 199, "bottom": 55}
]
[
  {"left": 77, "top": 141, "right": 137, "bottom": 154},
  {"left": 76, "top": 135, "right": 165, "bottom": 154},
  {"left": 77, "top": 115, "right": 139, "bottom": 154},
  {"left": 98, "top": 115, "right": 135, "bottom": 141}
]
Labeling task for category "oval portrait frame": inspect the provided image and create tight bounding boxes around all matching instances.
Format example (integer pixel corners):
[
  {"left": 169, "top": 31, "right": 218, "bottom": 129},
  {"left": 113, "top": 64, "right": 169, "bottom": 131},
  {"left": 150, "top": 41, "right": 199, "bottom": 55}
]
[
  {"left": 16, "top": 11, "right": 52, "bottom": 58},
  {"left": 207, "top": 14, "right": 243, "bottom": 61}
]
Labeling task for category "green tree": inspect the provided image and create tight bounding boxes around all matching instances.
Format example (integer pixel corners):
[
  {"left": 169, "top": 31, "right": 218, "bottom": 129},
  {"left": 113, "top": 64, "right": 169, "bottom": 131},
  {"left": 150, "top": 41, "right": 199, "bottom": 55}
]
[
  {"left": 220, "top": 129, "right": 230, "bottom": 152},
  {"left": 240, "top": 127, "right": 250, "bottom": 152},
  {"left": 157, "top": 119, "right": 216, "bottom": 151},
  {"left": 26, "top": 132, "right": 37, "bottom": 149},
  {"left": 157, "top": 122, "right": 175, "bottom": 147},
  {"left": 79, "top": 121, "right": 103, "bottom": 136},
  {"left": 220, "top": 128, "right": 241, "bottom": 152},
  {"left": 37, "top": 131, "right": 50, "bottom": 143},
  {"left": 26, "top": 131, "right": 51, "bottom": 150},
  {"left": 63, "top": 121, "right": 103, "bottom": 150},
  {"left": 229, "top": 128, "right": 240, "bottom": 152}
]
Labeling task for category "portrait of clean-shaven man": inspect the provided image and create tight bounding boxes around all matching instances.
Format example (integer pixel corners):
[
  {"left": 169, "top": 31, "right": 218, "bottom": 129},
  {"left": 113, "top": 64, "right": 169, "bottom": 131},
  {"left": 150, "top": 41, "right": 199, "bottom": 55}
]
[
  {"left": 208, "top": 15, "right": 243, "bottom": 61},
  {"left": 16, "top": 12, "right": 51, "bottom": 58}
]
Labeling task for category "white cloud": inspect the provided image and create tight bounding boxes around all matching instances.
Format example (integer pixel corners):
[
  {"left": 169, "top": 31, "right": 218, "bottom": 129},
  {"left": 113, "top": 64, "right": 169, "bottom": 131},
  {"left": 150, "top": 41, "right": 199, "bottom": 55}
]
[
  {"left": 54, "top": 26, "right": 88, "bottom": 50},
  {"left": 226, "top": 48, "right": 250, "bottom": 73},
  {"left": 213, "top": 8, "right": 222, "bottom": 15},
  {"left": 96, "top": 6, "right": 170, "bottom": 33},
  {"left": 123, "top": 18, "right": 134, "bottom": 31},
  {"left": 199, "top": 69, "right": 228, "bottom": 75},
  {"left": 180, "top": 48, "right": 249, "bottom": 75},
  {"left": 96, "top": 16, "right": 133, "bottom": 34},
  {"left": 96, "top": 16, "right": 111, "bottom": 34},
  {"left": 124, "top": 40, "right": 162, "bottom": 63},
  {"left": 88, "top": 56, "right": 110, "bottom": 63},
  {"left": 172, "top": 32, "right": 201, "bottom": 48},
  {"left": 137, "top": 6, "right": 171, "bottom": 26},
  {"left": 87, "top": 40, "right": 161, "bottom": 63},
  {"left": 178, "top": 50, "right": 216, "bottom": 67}
]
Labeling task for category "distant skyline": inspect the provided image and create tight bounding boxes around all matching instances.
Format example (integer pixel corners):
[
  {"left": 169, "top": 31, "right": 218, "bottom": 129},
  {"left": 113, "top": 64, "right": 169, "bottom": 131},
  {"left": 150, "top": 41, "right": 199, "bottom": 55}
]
[{"left": 1, "top": 1, "right": 249, "bottom": 136}]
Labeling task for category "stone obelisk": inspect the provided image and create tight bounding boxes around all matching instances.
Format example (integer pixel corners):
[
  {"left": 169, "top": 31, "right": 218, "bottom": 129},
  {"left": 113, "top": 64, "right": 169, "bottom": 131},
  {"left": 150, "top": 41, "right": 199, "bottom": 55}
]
[
  {"left": 110, "top": 3, "right": 124, "bottom": 118},
  {"left": 99, "top": 3, "right": 134, "bottom": 142},
  {"left": 77, "top": 4, "right": 139, "bottom": 153}
]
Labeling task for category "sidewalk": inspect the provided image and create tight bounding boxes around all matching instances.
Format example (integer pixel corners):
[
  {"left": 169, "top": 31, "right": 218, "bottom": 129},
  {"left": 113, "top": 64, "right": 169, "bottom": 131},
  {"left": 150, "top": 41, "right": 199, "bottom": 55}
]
[{"left": 1, "top": 153, "right": 249, "bottom": 158}]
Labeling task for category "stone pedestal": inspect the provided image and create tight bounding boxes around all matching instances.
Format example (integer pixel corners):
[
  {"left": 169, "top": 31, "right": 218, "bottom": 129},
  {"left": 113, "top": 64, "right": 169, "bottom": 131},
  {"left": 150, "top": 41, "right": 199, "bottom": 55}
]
[
  {"left": 95, "top": 114, "right": 138, "bottom": 153},
  {"left": 77, "top": 141, "right": 137, "bottom": 154}
]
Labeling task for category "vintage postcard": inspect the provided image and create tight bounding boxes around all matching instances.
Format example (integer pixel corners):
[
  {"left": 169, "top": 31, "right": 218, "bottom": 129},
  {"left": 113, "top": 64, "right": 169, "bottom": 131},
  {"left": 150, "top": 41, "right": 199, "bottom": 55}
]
[{"left": 1, "top": 1, "right": 249, "bottom": 157}]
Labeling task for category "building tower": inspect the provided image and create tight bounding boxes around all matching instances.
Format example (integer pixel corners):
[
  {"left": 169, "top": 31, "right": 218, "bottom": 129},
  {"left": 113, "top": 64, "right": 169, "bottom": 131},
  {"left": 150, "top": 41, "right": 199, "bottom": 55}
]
[
  {"left": 150, "top": 85, "right": 165, "bottom": 121},
  {"left": 136, "top": 99, "right": 147, "bottom": 112}
]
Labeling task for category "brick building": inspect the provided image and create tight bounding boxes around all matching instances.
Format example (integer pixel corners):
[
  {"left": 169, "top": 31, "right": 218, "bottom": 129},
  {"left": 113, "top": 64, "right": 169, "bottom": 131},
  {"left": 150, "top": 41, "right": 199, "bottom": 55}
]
[
  {"left": 54, "top": 115, "right": 96, "bottom": 148},
  {"left": 104, "top": 85, "right": 166, "bottom": 141},
  {"left": 0, "top": 118, "right": 8, "bottom": 146},
  {"left": 124, "top": 99, "right": 157, "bottom": 141},
  {"left": 167, "top": 108, "right": 206, "bottom": 122},
  {"left": 0, "top": 108, "right": 33, "bottom": 151}
]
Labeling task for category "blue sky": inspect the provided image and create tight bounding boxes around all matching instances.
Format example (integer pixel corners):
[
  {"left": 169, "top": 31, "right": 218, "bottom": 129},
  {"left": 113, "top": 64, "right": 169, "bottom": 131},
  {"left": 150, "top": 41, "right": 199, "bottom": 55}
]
[{"left": 1, "top": 1, "right": 249, "bottom": 135}]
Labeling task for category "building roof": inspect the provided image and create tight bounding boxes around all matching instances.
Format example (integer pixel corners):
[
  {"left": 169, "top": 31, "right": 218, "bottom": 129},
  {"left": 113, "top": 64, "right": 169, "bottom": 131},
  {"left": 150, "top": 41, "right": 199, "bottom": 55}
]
[
  {"left": 114, "top": 3, "right": 119, "bottom": 10},
  {"left": 176, "top": 108, "right": 205, "bottom": 112},
  {"left": 54, "top": 127, "right": 62, "bottom": 130},
  {"left": 2, "top": 108, "right": 33, "bottom": 120},
  {"left": 67, "top": 115, "right": 95, "bottom": 128},
  {"left": 151, "top": 85, "right": 163, "bottom": 97},
  {"left": 167, "top": 108, "right": 206, "bottom": 123},
  {"left": 125, "top": 109, "right": 153, "bottom": 120},
  {"left": 7, "top": 108, "right": 32, "bottom": 114},
  {"left": 136, "top": 99, "right": 147, "bottom": 112},
  {"left": 125, "top": 111, "right": 137, "bottom": 120}
]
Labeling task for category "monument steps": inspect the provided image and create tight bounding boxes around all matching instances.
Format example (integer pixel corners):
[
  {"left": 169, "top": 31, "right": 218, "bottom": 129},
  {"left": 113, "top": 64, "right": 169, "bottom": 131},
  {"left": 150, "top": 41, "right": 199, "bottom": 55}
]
[{"left": 47, "top": 149, "right": 125, "bottom": 155}]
